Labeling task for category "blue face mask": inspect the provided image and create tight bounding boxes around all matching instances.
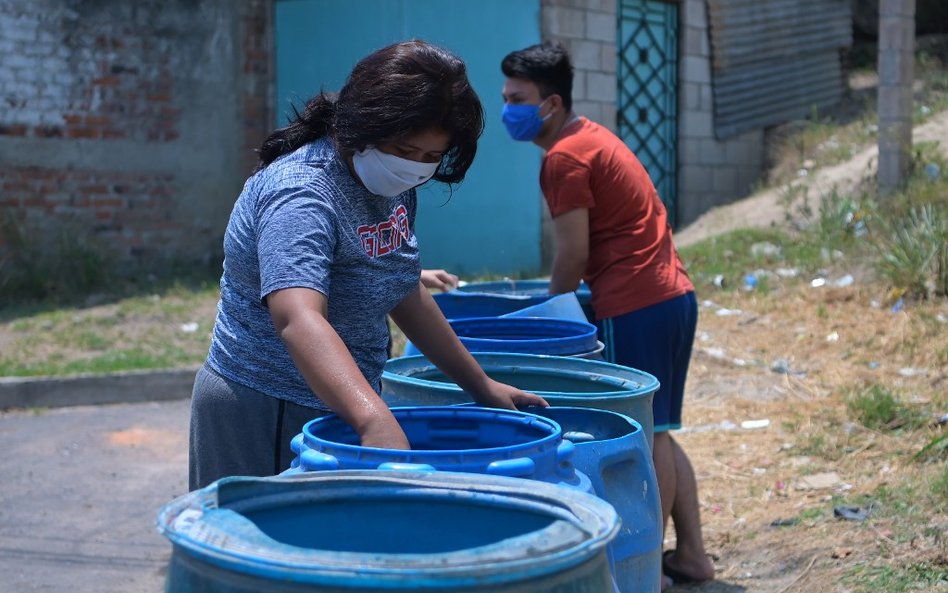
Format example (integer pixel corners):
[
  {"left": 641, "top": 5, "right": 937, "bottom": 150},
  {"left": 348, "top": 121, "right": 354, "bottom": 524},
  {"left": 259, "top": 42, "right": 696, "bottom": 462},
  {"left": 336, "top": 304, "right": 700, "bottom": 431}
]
[{"left": 502, "top": 99, "right": 549, "bottom": 141}]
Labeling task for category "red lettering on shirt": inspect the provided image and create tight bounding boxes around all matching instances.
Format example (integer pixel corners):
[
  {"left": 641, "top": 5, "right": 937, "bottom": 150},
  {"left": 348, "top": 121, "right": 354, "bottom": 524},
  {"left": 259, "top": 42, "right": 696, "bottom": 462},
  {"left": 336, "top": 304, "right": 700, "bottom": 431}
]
[{"left": 357, "top": 205, "right": 412, "bottom": 257}]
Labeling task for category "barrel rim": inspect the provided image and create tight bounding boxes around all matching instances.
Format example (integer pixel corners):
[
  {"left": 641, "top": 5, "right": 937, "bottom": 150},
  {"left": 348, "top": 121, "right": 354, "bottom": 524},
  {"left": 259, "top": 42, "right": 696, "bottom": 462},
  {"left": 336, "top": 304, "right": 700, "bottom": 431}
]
[
  {"left": 157, "top": 471, "right": 619, "bottom": 588},
  {"left": 454, "top": 280, "right": 592, "bottom": 301},
  {"left": 446, "top": 316, "right": 599, "bottom": 355},
  {"left": 382, "top": 353, "right": 660, "bottom": 400},
  {"left": 299, "top": 405, "right": 563, "bottom": 461}
]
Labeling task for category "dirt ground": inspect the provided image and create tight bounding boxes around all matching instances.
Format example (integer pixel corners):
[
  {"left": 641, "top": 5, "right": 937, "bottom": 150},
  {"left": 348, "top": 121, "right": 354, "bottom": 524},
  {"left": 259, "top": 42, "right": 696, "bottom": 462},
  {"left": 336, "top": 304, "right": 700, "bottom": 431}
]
[
  {"left": 665, "top": 110, "right": 948, "bottom": 591},
  {"left": 666, "top": 282, "right": 946, "bottom": 592}
]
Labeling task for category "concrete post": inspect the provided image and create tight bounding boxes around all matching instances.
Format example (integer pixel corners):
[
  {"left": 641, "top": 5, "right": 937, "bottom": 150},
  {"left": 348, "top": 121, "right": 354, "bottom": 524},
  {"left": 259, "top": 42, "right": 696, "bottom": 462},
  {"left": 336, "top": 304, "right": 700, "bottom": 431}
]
[{"left": 877, "top": 0, "right": 916, "bottom": 193}]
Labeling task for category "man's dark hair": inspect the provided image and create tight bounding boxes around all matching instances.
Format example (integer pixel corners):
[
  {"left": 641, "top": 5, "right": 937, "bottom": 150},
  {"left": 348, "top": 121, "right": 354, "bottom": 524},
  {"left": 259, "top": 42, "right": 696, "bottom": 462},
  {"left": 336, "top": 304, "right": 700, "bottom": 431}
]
[
  {"left": 257, "top": 40, "right": 484, "bottom": 184},
  {"left": 501, "top": 42, "right": 574, "bottom": 110}
]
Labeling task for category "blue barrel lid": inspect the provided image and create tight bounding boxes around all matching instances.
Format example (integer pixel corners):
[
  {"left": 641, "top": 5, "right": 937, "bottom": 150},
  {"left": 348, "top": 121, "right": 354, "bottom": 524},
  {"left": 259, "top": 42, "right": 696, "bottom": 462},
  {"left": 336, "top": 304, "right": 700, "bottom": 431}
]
[{"left": 157, "top": 471, "right": 619, "bottom": 589}]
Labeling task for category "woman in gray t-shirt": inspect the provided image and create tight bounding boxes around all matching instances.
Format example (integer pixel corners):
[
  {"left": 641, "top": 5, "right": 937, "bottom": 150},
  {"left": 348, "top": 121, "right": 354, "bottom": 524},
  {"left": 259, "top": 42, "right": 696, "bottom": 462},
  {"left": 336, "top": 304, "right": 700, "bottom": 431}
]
[{"left": 189, "top": 40, "right": 547, "bottom": 490}]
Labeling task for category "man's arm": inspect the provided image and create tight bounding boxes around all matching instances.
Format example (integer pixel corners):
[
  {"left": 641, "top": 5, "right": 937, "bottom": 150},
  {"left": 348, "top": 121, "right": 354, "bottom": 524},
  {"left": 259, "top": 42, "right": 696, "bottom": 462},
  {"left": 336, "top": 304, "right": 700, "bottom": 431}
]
[{"left": 549, "top": 207, "right": 589, "bottom": 294}]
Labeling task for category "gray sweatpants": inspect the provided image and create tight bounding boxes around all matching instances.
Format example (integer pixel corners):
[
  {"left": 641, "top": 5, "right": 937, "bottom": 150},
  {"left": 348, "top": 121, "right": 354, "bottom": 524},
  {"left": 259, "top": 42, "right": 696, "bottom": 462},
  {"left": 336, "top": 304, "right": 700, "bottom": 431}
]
[{"left": 189, "top": 363, "right": 331, "bottom": 491}]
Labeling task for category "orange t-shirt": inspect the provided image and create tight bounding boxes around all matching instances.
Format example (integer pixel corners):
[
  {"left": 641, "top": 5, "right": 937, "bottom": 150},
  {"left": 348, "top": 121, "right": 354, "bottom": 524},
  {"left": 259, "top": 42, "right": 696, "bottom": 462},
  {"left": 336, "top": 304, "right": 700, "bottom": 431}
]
[{"left": 540, "top": 117, "right": 693, "bottom": 320}]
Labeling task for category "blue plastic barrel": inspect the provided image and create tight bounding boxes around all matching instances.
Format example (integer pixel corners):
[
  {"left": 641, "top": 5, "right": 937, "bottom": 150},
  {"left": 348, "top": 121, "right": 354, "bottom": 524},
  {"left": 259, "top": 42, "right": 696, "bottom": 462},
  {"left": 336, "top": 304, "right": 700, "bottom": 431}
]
[
  {"left": 434, "top": 279, "right": 593, "bottom": 322},
  {"left": 382, "top": 352, "right": 659, "bottom": 448},
  {"left": 403, "top": 316, "right": 600, "bottom": 358},
  {"left": 157, "top": 471, "right": 619, "bottom": 592},
  {"left": 532, "top": 407, "right": 663, "bottom": 593},
  {"left": 284, "top": 406, "right": 591, "bottom": 493}
]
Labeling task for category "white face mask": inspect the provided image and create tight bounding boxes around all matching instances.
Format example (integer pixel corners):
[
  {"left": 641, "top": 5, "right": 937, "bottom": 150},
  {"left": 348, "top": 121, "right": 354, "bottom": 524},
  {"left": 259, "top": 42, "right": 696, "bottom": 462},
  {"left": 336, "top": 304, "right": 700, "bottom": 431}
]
[{"left": 352, "top": 147, "right": 440, "bottom": 197}]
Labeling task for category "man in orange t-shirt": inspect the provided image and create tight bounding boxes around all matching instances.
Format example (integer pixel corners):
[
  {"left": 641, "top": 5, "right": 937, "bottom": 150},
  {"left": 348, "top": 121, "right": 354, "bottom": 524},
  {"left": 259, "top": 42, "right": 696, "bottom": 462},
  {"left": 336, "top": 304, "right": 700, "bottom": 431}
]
[{"left": 501, "top": 42, "right": 714, "bottom": 589}]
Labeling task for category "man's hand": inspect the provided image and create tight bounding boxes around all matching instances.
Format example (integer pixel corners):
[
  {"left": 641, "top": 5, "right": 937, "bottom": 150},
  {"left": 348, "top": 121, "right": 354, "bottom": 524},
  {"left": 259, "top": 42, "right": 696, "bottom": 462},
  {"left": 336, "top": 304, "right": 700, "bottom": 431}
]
[{"left": 420, "top": 269, "right": 459, "bottom": 292}]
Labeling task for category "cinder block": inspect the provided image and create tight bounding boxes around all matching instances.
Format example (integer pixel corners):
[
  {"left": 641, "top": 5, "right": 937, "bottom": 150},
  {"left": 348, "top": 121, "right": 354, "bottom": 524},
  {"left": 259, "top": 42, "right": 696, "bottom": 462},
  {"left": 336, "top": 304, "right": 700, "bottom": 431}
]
[
  {"left": 699, "top": 83, "right": 714, "bottom": 111},
  {"left": 712, "top": 165, "right": 738, "bottom": 193},
  {"left": 680, "top": 137, "right": 703, "bottom": 165},
  {"left": 571, "top": 39, "right": 602, "bottom": 70},
  {"left": 586, "top": 71, "right": 616, "bottom": 102},
  {"left": 573, "top": 69, "right": 587, "bottom": 100},
  {"left": 682, "top": 81, "right": 702, "bottom": 111},
  {"left": 599, "top": 105, "right": 617, "bottom": 132},
  {"left": 683, "top": 0, "right": 708, "bottom": 28},
  {"left": 679, "top": 109, "right": 713, "bottom": 137},
  {"left": 573, "top": 100, "right": 602, "bottom": 123},
  {"left": 598, "top": 0, "right": 616, "bottom": 14},
  {"left": 600, "top": 43, "right": 616, "bottom": 73},
  {"left": 683, "top": 26, "right": 709, "bottom": 57},
  {"left": 543, "top": 6, "right": 586, "bottom": 39},
  {"left": 585, "top": 11, "right": 615, "bottom": 43},
  {"left": 680, "top": 55, "right": 711, "bottom": 84},
  {"left": 699, "top": 138, "right": 728, "bottom": 165}
]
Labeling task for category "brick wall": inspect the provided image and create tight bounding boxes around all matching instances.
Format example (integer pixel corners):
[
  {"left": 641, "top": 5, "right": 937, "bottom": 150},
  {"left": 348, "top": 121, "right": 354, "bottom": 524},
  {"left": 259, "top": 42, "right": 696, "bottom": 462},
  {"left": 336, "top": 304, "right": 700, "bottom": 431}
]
[{"left": 0, "top": 0, "right": 273, "bottom": 271}]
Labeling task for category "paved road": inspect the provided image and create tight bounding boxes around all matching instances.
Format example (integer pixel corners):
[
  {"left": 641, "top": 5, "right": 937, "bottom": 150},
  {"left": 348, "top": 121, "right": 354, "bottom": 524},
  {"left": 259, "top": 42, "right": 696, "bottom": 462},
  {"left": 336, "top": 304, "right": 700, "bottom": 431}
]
[{"left": 0, "top": 399, "right": 190, "bottom": 593}]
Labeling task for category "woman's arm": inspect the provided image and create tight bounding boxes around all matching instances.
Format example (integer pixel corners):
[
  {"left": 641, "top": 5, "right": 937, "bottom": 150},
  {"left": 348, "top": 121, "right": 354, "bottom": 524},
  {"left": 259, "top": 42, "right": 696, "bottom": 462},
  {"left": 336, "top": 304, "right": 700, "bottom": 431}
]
[
  {"left": 389, "top": 283, "right": 548, "bottom": 409},
  {"left": 267, "top": 287, "right": 409, "bottom": 449}
]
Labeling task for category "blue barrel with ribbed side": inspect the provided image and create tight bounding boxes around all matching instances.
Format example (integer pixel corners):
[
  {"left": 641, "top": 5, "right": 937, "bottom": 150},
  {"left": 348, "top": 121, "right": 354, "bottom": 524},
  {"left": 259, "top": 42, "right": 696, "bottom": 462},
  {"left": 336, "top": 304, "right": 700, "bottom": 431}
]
[
  {"left": 382, "top": 353, "right": 659, "bottom": 448},
  {"left": 284, "top": 406, "right": 592, "bottom": 494},
  {"left": 532, "top": 407, "right": 663, "bottom": 593},
  {"left": 157, "top": 471, "right": 619, "bottom": 592},
  {"left": 403, "top": 316, "right": 602, "bottom": 358}
]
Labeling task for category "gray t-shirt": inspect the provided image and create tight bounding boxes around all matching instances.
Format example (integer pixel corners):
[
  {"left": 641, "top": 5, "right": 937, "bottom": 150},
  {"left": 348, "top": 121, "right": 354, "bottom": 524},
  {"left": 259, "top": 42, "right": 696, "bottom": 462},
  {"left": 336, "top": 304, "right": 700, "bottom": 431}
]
[{"left": 206, "top": 137, "right": 421, "bottom": 409}]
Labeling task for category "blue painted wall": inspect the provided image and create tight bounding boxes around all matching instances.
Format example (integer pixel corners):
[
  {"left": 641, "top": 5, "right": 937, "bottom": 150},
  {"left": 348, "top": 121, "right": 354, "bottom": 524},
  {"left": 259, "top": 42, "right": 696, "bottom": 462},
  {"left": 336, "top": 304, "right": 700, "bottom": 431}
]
[{"left": 275, "top": 0, "right": 543, "bottom": 276}]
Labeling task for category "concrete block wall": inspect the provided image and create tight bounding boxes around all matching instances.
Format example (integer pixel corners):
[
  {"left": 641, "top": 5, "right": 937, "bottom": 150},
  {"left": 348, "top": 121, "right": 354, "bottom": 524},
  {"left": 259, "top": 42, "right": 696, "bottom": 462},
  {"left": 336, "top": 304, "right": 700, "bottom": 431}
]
[
  {"left": 0, "top": 0, "right": 272, "bottom": 270},
  {"left": 542, "top": 0, "right": 618, "bottom": 131},
  {"left": 539, "top": 0, "right": 617, "bottom": 269},
  {"left": 677, "top": 0, "right": 764, "bottom": 227},
  {"left": 541, "top": 0, "right": 766, "bottom": 230}
]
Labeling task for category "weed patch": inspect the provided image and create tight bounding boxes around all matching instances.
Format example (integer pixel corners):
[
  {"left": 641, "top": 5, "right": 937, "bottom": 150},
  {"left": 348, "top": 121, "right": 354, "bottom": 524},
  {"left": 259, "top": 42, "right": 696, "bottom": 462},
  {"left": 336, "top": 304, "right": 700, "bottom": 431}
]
[{"left": 847, "top": 384, "right": 930, "bottom": 432}]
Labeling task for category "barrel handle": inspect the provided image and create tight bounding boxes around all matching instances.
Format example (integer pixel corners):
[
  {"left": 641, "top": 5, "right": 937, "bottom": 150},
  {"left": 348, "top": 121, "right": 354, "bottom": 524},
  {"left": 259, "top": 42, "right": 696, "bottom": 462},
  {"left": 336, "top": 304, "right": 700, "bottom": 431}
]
[
  {"left": 378, "top": 462, "right": 437, "bottom": 472},
  {"left": 486, "top": 457, "right": 536, "bottom": 477},
  {"left": 299, "top": 449, "right": 340, "bottom": 472}
]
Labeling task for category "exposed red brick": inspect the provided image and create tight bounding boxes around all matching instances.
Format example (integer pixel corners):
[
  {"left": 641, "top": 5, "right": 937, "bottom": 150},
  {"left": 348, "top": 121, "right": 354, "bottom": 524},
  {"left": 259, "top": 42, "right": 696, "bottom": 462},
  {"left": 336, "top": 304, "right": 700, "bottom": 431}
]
[
  {"left": 67, "top": 128, "right": 100, "bottom": 139},
  {"left": 93, "top": 197, "right": 123, "bottom": 208},
  {"left": 85, "top": 115, "right": 112, "bottom": 126},
  {"left": 0, "top": 124, "right": 28, "bottom": 136}
]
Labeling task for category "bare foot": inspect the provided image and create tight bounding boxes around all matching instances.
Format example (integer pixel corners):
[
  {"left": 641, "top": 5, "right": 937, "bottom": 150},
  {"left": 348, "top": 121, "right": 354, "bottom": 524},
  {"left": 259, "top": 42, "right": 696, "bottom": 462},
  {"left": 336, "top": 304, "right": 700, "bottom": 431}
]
[{"left": 662, "top": 549, "right": 715, "bottom": 585}]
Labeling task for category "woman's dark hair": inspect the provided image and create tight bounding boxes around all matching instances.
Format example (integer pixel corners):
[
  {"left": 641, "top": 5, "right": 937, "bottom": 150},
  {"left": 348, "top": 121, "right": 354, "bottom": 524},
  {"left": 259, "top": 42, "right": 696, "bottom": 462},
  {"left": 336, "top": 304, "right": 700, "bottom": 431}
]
[
  {"left": 257, "top": 40, "right": 484, "bottom": 183},
  {"left": 501, "top": 42, "right": 574, "bottom": 110}
]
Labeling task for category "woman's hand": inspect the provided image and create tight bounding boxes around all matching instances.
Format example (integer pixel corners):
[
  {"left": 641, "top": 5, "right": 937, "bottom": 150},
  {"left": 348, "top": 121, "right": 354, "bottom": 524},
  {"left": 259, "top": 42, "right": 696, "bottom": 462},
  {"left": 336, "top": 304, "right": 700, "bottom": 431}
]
[
  {"left": 470, "top": 377, "right": 549, "bottom": 410},
  {"left": 356, "top": 414, "right": 411, "bottom": 450}
]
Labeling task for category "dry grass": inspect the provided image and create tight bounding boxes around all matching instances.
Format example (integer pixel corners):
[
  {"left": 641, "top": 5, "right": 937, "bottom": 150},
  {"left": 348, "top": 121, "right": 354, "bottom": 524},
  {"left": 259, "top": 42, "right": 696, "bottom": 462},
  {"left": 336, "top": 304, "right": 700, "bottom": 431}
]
[{"left": 675, "top": 281, "right": 947, "bottom": 592}]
